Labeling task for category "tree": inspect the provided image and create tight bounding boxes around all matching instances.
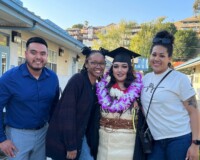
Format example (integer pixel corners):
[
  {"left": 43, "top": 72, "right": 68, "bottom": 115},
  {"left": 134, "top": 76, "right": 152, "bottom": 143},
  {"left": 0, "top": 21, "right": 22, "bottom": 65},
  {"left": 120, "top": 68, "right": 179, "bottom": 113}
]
[
  {"left": 193, "top": 0, "right": 200, "bottom": 15},
  {"left": 93, "top": 17, "right": 199, "bottom": 61},
  {"left": 129, "top": 17, "right": 177, "bottom": 58},
  {"left": 174, "top": 30, "right": 199, "bottom": 61},
  {"left": 92, "top": 20, "right": 138, "bottom": 50},
  {"left": 130, "top": 17, "right": 199, "bottom": 61},
  {"left": 84, "top": 21, "right": 89, "bottom": 27},
  {"left": 72, "top": 24, "right": 84, "bottom": 29}
]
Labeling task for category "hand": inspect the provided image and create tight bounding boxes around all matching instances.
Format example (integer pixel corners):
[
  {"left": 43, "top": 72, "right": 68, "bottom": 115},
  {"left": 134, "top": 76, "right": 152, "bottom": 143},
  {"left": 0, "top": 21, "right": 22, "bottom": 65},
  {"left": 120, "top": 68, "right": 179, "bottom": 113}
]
[
  {"left": 0, "top": 140, "right": 18, "bottom": 158},
  {"left": 133, "top": 101, "right": 138, "bottom": 108},
  {"left": 185, "top": 144, "right": 199, "bottom": 160},
  {"left": 66, "top": 150, "right": 77, "bottom": 159}
]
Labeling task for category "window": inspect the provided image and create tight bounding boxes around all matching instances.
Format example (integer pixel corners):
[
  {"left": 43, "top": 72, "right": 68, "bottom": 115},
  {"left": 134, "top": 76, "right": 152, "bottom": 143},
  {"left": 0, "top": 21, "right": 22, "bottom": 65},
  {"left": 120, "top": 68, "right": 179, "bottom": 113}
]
[
  {"left": 18, "top": 40, "right": 26, "bottom": 65},
  {"left": 0, "top": 33, "right": 9, "bottom": 46},
  {"left": 17, "top": 40, "right": 26, "bottom": 57},
  {"left": 18, "top": 57, "right": 26, "bottom": 65},
  {"left": 194, "top": 75, "right": 199, "bottom": 83},
  {"left": 1, "top": 53, "right": 7, "bottom": 75},
  {"left": 46, "top": 49, "right": 57, "bottom": 73}
]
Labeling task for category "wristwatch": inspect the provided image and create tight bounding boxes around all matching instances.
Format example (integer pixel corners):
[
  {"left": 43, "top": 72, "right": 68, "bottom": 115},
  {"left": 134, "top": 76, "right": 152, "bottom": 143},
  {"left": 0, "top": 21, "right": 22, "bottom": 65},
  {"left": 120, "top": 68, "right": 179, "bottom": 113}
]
[{"left": 192, "top": 140, "right": 200, "bottom": 145}]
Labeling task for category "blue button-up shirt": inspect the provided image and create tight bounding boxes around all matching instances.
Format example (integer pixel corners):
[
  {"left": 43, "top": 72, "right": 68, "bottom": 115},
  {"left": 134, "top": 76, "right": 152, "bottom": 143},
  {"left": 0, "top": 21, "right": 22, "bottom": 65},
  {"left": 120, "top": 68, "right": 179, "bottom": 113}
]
[{"left": 0, "top": 63, "right": 59, "bottom": 142}]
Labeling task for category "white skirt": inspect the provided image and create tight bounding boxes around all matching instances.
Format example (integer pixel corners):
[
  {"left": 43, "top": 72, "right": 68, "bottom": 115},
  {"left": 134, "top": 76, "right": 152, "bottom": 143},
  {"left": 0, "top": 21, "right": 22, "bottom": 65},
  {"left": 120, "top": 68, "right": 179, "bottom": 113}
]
[{"left": 97, "top": 126, "right": 136, "bottom": 160}]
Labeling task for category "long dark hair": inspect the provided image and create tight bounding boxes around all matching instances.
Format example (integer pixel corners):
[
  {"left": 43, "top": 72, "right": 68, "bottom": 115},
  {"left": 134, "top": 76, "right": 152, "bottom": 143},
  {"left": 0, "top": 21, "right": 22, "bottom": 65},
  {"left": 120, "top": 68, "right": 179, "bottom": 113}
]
[{"left": 106, "top": 64, "right": 136, "bottom": 89}]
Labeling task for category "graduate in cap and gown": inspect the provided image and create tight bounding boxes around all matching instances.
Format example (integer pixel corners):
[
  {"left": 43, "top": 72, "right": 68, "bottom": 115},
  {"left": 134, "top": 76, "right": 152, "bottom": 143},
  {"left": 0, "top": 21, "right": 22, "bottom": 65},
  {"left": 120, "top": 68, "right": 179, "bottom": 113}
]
[{"left": 96, "top": 47, "right": 143, "bottom": 160}]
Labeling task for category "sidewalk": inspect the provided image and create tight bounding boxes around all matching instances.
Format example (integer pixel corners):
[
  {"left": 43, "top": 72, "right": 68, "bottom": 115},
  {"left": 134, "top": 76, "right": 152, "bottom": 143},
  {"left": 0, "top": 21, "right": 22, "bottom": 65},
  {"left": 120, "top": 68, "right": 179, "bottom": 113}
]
[
  {"left": 0, "top": 153, "right": 52, "bottom": 160},
  {"left": 0, "top": 157, "right": 52, "bottom": 160}
]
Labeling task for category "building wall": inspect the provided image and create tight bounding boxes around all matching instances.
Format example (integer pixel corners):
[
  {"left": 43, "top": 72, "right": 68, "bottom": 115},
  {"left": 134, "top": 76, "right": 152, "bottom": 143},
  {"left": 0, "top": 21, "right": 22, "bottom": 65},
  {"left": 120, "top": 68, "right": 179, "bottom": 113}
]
[
  {"left": 181, "top": 65, "right": 200, "bottom": 107},
  {"left": 193, "top": 65, "right": 200, "bottom": 107},
  {"left": 174, "top": 17, "right": 200, "bottom": 34}
]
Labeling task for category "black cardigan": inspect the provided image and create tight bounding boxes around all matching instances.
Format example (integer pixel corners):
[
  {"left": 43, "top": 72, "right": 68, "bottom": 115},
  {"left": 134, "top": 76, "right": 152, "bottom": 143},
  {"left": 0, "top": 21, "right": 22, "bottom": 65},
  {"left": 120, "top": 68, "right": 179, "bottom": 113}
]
[
  {"left": 46, "top": 71, "right": 99, "bottom": 160},
  {"left": 86, "top": 95, "right": 100, "bottom": 160}
]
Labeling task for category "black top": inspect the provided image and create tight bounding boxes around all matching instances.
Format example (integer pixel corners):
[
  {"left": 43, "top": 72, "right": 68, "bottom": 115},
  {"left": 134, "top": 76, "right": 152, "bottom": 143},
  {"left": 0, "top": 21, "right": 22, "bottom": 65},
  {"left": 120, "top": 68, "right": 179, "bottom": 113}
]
[{"left": 46, "top": 71, "right": 100, "bottom": 160}]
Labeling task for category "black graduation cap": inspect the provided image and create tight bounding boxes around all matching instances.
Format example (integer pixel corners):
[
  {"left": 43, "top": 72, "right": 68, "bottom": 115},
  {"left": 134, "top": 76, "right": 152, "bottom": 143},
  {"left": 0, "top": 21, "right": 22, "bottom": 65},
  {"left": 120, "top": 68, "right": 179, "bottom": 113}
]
[{"left": 107, "top": 47, "right": 140, "bottom": 65}]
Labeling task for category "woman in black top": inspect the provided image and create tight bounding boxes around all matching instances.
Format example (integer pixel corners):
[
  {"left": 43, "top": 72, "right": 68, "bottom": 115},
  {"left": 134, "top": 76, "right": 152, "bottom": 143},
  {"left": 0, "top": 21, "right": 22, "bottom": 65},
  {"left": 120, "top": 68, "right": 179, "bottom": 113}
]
[{"left": 46, "top": 47, "right": 107, "bottom": 160}]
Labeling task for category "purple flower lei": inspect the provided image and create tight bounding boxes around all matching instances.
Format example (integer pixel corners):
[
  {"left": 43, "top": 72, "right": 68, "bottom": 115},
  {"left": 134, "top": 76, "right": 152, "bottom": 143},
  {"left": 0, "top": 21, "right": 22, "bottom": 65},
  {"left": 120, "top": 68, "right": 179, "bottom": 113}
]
[{"left": 96, "top": 72, "right": 143, "bottom": 113}]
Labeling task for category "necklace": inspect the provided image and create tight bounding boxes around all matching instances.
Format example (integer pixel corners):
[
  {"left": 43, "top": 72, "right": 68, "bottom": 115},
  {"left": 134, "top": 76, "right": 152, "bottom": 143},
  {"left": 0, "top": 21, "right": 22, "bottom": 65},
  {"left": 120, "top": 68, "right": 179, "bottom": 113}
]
[{"left": 96, "top": 71, "right": 143, "bottom": 112}]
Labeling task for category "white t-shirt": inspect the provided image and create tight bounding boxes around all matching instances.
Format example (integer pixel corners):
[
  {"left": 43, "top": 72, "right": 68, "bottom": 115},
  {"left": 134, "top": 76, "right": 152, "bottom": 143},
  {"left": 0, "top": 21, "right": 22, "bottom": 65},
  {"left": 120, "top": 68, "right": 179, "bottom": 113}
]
[{"left": 141, "top": 68, "right": 195, "bottom": 140}]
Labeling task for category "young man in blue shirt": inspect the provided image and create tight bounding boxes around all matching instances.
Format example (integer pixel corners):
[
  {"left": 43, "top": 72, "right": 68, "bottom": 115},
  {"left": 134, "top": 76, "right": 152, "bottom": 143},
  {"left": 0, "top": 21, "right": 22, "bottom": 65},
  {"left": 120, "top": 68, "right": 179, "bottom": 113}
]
[{"left": 0, "top": 37, "right": 60, "bottom": 160}]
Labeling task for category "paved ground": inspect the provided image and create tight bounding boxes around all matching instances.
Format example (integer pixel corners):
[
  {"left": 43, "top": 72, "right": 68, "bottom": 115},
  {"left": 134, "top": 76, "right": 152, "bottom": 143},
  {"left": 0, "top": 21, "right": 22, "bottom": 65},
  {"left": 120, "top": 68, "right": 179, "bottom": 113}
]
[
  {"left": 0, "top": 150, "right": 53, "bottom": 160},
  {"left": 0, "top": 157, "right": 52, "bottom": 160},
  {"left": 0, "top": 154, "right": 52, "bottom": 160}
]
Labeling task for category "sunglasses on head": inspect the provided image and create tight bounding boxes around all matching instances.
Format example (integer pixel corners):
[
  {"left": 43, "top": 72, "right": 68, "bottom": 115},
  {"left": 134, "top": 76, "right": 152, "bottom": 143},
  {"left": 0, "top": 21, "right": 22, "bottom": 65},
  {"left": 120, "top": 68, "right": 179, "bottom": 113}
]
[{"left": 153, "top": 38, "right": 171, "bottom": 44}]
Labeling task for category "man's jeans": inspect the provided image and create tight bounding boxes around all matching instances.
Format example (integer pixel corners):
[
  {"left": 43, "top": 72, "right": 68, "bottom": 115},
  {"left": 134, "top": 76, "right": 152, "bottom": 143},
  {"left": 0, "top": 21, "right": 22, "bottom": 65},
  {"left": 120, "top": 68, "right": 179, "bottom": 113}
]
[
  {"left": 6, "top": 125, "right": 48, "bottom": 160},
  {"left": 148, "top": 133, "right": 191, "bottom": 160},
  {"left": 79, "top": 136, "right": 94, "bottom": 160}
]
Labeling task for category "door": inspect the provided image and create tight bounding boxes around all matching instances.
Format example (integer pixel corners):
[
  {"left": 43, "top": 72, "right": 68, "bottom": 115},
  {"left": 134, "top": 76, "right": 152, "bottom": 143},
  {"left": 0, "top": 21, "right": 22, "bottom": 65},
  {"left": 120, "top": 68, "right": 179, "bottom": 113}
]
[
  {"left": 0, "top": 33, "right": 9, "bottom": 76},
  {"left": 0, "top": 46, "right": 9, "bottom": 76}
]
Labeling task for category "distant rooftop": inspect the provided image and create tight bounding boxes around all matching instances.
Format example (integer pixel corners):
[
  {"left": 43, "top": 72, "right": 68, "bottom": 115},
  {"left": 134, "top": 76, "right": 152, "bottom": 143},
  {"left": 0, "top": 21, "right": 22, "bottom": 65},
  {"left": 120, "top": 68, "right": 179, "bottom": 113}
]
[
  {"left": 180, "top": 16, "right": 200, "bottom": 22},
  {"left": 175, "top": 56, "right": 200, "bottom": 70}
]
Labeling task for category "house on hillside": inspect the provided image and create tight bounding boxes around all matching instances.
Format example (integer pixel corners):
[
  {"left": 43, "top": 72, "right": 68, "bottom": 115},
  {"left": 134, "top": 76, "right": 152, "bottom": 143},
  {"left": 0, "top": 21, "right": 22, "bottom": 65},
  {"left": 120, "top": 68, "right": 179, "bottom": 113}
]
[
  {"left": 67, "top": 26, "right": 103, "bottom": 47},
  {"left": 175, "top": 57, "right": 200, "bottom": 106},
  {"left": 174, "top": 16, "right": 200, "bottom": 35},
  {"left": 0, "top": 0, "right": 85, "bottom": 89},
  {"left": 67, "top": 23, "right": 142, "bottom": 48}
]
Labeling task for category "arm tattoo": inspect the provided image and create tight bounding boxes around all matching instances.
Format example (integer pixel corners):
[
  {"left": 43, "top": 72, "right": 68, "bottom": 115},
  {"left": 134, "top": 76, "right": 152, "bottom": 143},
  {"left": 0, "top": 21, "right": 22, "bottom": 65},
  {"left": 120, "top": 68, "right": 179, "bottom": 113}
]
[{"left": 186, "top": 96, "right": 197, "bottom": 108}]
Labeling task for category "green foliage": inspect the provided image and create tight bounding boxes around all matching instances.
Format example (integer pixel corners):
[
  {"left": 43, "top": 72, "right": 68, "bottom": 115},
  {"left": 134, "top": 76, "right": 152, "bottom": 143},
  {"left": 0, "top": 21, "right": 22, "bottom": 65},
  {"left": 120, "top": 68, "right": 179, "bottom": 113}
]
[
  {"left": 130, "top": 17, "right": 177, "bottom": 57},
  {"left": 84, "top": 21, "right": 89, "bottom": 27},
  {"left": 130, "top": 17, "right": 199, "bottom": 61},
  {"left": 72, "top": 24, "right": 84, "bottom": 29},
  {"left": 93, "top": 17, "right": 199, "bottom": 62},
  {"left": 174, "top": 30, "right": 199, "bottom": 61},
  {"left": 193, "top": 0, "right": 200, "bottom": 14},
  {"left": 92, "top": 20, "right": 138, "bottom": 50}
]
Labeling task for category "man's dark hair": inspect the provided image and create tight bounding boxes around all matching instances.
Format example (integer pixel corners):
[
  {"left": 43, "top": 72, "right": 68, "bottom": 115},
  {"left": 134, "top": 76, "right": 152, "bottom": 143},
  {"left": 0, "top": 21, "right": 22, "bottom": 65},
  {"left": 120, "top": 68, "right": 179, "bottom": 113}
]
[{"left": 26, "top": 37, "right": 48, "bottom": 49}]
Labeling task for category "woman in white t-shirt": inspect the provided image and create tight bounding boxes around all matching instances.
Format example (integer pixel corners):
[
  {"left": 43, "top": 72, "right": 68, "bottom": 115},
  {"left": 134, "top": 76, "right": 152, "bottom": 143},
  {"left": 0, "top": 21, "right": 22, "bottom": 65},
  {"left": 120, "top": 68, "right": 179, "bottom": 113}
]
[{"left": 137, "top": 30, "right": 199, "bottom": 160}]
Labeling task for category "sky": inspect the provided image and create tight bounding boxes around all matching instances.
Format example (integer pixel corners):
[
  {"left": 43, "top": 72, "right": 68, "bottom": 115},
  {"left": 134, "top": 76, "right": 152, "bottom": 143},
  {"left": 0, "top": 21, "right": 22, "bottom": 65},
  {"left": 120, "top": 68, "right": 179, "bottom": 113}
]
[{"left": 20, "top": 0, "right": 196, "bottom": 29}]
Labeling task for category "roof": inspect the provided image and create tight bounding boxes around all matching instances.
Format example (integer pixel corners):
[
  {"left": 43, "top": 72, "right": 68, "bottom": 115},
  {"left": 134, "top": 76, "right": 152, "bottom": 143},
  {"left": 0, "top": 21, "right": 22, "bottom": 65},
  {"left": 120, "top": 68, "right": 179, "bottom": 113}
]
[
  {"left": 0, "top": 0, "right": 85, "bottom": 51},
  {"left": 175, "top": 56, "right": 200, "bottom": 70},
  {"left": 173, "top": 61, "right": 184, "bottom": 67},
  {"left": 180, "top": 16, "right": 200, "bottom": 22}
]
